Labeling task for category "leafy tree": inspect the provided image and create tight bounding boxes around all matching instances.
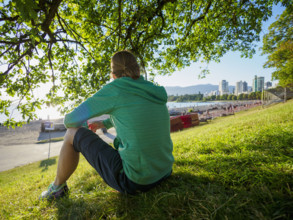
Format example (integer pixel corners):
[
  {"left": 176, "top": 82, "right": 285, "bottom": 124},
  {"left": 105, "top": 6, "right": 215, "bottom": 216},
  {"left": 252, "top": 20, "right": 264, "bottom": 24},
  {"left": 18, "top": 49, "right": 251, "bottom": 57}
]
[
  {"left": 220, "top": 94, "right": 228, "bottom": 100},
  {"left": 167, "top": 95, "right": 176, "bottom": 101},
  {"left": 262, "top": 6, "right": 293, "bottom": 87},
  {"left": 238, "top": 93, "right": 244, "bottom": 100},
  {"left": 167, "top": 93, "right": 204, "bottom": 102},
  {"left": 227, "top": 94, "right": 234, "bottom": 100},
  {"left": 248, "top": 92, "right": 256, "bottom": 100},
  {"left": 248, "top": 91, "right": 261, "bottom": 100},
  {"left": 0, "top": 0, "right": 288, "bottom": 127},
  {"left": 210, "top": 95, "right": 216, "bottom": 101},
  {"left": 255, "top": 91, "right": 262, "bottom": 100}
]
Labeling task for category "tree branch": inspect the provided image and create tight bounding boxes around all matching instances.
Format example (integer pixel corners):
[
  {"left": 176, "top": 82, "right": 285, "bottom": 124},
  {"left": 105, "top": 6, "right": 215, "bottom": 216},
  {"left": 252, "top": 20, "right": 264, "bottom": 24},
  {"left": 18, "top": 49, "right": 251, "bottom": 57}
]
[
  {"left": 48, "top": 43, "right": 55, "bottom": 89},
  {"left": 1, "top": 47, "right": 32, "bottom": 76},
  {"left": 41, "top": 0, "right": 63, "bottom": 42},
  {"left": 118, "top": 0, "right": 122, "bottom": 49},
  {"left": 0, "top": 11, "right": 19, "bottom": 21},
  {"left": 0, "top": 45, "right": 14, "bottom": 57},
  {"left": 183, "top": 1, "right": 212, "bottom": 40},
  {"left": 124, "top": 0, "right": 175, "bottom": 46},
  {"left": 0, "top": 39, "right": 31, "bottom": 45}
]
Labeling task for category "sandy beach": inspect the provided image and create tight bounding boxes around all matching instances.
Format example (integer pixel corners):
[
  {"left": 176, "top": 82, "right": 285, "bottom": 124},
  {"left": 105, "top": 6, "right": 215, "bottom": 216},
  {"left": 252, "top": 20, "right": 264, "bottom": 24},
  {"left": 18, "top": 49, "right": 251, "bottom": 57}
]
[
  {"left": 0, "top": 118, "right": 65, "bottom": 146},
  {"left": 170, "top": 101, "right": 262, "bottom": 119}
]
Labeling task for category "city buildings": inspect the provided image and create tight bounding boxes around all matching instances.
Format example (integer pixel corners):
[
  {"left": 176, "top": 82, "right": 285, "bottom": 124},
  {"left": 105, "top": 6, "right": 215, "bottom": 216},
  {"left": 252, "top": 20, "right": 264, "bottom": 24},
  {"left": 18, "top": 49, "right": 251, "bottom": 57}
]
[
  {"left": 252, "top": 75, "right": 265, "bottom": 92},
  {"left": 219, "top": 80, "right": 229, "bottom": 95},
  {"left": 243, "top": 81, "right": 248, "bottom": 93},
  {"left": 217, "top": 77, "right": 270, "bottom": 96},
  {"left": 235, "top": 81, "right": 242, "bottom": 95},
  {"left": 207, "top": 90, "right": 219, "bottom": 97},
  {"left": 235, "top": 81, "right": 248, "bottom": 95},
  {"left": 265, "top": 81, "right": 273, "bottom": 90}
]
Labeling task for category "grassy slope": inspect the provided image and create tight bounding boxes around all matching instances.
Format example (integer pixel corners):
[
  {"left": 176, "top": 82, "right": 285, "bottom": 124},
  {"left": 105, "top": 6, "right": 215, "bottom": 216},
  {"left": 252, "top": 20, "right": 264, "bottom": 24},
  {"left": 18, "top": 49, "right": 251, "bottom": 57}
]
[{"left": 0, "top": 101, "right": 292, "bottom": 219}]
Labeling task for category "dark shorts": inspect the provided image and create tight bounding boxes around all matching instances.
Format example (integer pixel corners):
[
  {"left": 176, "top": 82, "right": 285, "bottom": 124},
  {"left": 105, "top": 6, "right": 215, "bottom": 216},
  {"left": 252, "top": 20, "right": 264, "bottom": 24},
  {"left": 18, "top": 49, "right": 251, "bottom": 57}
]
[{"left": 73, "top": 127, "right": 170, "bottom": 195}]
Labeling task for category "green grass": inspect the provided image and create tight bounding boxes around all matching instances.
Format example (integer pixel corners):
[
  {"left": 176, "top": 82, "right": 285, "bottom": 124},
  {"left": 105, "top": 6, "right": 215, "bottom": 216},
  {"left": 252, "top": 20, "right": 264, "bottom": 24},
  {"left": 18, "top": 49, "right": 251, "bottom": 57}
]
[{"left": 1, "top": 101, "right": 293, "bottom": 219}]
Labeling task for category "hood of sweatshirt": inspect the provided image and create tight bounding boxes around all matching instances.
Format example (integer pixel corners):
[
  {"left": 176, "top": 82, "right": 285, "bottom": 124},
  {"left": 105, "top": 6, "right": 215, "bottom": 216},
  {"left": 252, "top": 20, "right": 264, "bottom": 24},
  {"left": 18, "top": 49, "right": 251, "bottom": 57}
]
[{"left": 109, "top": 76, "right": 167, "bottom": 105}]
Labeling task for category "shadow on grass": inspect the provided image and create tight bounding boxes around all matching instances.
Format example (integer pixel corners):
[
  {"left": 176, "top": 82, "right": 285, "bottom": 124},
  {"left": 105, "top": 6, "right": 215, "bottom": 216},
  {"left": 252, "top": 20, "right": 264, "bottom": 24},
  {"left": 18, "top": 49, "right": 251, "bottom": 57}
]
[
  {"left": 51, "top": 172, "right": 245, "bottom": 219},
  {"left": 39, "top": 158, "right": 56, "bottom": 172},
  {"left": 51, "top": 168, "right": 293, "bottom": 219},
  {"left": 50, "top": 130, "right": 293, "bottom": 219}
]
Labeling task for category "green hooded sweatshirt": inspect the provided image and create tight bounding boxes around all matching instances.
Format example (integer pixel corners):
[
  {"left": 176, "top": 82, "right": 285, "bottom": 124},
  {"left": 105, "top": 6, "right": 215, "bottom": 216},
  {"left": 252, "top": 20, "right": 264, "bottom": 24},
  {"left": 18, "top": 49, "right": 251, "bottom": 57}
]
[{"left": 64, "top": 76, "right": 174, "bottom": 185}]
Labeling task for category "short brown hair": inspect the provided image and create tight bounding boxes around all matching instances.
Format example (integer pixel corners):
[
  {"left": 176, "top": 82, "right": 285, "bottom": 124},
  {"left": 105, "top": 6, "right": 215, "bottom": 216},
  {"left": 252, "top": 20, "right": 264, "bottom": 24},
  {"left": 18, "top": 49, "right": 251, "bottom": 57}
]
[{"left": 111, "top": 51, "right": 140, "bottom": 79}]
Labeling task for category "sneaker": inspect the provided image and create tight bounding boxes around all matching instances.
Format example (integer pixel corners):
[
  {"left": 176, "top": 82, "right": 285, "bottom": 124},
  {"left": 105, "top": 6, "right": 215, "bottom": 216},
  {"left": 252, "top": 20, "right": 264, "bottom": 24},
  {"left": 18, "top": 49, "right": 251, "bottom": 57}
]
[{"left": 40, "top": 182, "right": 69, "bottom": 200}]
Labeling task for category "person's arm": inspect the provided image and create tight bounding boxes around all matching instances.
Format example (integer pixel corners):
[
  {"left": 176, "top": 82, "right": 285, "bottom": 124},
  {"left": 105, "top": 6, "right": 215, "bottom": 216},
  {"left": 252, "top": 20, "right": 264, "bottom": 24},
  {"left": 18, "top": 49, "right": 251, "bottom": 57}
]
[
  {"left": 64, "top": 85, "right": 118, "bottom": 128},
  {"left": 87, "top": 121, "right": 105, "bottom": 132},
  {"left": 87, "top": 117, "right": 113, "bottom": 132}
]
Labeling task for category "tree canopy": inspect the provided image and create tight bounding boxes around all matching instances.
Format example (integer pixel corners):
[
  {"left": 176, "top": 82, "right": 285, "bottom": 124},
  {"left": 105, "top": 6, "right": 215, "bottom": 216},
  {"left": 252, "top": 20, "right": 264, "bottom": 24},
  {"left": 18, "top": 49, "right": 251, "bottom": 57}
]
[
  {"left": 262, "top": 6, "right": 293, "bottom": 87},
  {"left": 0, "top": 0, "right": 290, "bottom": 127}
]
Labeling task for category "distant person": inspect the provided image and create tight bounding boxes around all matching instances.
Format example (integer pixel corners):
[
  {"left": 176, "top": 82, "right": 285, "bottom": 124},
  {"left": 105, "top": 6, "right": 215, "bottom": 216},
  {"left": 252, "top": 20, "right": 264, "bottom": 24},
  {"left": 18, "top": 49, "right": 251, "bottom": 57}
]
[
  {"left": 228, "top": 104, "right": 232, "bottom": 113},
  {"left": 206, "top": 109, "right": 210, "bottom": 116},
  {"left": 40, "top": 51, "right": 174, "bottom": 199}
]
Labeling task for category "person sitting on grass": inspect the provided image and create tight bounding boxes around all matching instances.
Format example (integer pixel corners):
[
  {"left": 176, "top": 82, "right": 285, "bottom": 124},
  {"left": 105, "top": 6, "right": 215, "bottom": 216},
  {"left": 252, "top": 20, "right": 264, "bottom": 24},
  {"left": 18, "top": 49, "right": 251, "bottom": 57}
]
[{"left": 40, "top": 50, "right": 174, "bottom": 199}]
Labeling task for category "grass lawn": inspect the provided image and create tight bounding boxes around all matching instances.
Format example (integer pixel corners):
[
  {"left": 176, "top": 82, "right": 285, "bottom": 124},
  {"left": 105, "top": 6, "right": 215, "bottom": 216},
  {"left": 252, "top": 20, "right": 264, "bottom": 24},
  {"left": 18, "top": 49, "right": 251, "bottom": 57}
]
[{"left": 0, "top": 100, "right": 293, "bottom": 219}]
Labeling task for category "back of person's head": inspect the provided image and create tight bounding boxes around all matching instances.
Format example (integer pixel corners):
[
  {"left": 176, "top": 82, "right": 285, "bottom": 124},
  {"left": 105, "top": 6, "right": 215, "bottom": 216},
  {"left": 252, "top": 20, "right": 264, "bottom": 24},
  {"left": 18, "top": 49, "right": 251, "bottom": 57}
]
[{"left": 111, "top": 50, "right": 140, "bottom": 79}]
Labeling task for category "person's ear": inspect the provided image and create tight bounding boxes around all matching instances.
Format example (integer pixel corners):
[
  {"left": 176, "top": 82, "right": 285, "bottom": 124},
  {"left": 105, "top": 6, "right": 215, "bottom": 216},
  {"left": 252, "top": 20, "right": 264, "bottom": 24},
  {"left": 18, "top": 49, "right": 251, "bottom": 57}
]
[{"left": 110, "top": 72, "right": 117, "bottom": 79}]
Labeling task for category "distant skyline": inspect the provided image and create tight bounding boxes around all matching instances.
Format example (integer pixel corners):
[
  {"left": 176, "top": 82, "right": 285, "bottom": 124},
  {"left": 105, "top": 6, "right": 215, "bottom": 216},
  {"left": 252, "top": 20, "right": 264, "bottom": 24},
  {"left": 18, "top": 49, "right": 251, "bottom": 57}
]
[{"left": 154, "top": 4, "right": 285, "bottom": 88}]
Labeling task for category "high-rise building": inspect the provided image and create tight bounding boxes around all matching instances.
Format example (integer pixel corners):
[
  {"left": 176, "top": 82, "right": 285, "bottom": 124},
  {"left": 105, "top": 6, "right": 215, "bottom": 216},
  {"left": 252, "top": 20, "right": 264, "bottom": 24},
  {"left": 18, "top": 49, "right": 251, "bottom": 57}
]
[
  {"left": 252, "top": 76, "right": 265, "bottom": 92},
  {"left": 243, "top": 81, "right": 248, "bottom": 92},
  {"left": 235, "top": 81, "right": 248, "bottom": 95},
  {"left": 265, "top": 81, "right": 272, "bottom": 89},
  {"left": 235, "top": 81, "right": 243, "bottom": 95},
  {"left": 219, "top": 80, "right": 229, "bottom": 95}
]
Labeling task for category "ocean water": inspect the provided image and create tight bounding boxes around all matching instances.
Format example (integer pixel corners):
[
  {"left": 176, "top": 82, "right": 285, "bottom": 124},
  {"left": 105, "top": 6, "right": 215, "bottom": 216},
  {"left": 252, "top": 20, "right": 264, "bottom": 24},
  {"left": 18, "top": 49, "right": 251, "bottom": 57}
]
[
  {"left": 167, "top": 101, "right": 217, "bottom": 109},
  {"left": 0, "top": 101, "right": 217, "bottom": 123}
]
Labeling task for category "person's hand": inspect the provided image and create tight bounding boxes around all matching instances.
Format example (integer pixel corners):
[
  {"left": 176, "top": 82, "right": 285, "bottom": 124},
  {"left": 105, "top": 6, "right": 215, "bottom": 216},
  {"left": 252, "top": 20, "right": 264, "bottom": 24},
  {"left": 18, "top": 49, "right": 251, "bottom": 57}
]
[{"left": 87, "top": 121, "right": 105, "bottom": 133}]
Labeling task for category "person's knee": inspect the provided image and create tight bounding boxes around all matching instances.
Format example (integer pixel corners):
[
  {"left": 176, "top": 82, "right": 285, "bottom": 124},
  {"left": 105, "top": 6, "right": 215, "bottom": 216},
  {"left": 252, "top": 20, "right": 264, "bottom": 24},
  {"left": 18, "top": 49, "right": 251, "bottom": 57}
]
[{"left": 64, "top": 127, "right": 79, "bottom": 145}]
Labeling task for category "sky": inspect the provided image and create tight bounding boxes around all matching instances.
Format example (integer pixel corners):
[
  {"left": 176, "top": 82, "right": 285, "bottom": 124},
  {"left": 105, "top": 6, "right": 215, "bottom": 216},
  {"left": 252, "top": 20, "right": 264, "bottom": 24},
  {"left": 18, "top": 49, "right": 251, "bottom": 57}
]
[{"left": 154, "top": 5, "right": 285, "bottom": 88}]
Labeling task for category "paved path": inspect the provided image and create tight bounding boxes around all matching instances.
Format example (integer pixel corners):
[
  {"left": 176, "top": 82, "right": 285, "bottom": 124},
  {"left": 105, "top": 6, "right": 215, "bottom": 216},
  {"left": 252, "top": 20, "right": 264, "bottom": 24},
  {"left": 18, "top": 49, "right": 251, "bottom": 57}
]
[{"left": 0, "top": 128, "right": 116, "bottom": 172}]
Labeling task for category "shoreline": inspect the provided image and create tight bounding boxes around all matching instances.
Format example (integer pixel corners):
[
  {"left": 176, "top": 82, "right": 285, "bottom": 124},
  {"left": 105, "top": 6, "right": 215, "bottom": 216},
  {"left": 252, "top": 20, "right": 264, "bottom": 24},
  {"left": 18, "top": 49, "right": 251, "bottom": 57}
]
[
  {"left": 0, "top": 101, "right": 262, "bottom": 146},
  {"left": 168, "top": 100, "right": 262, "bottom": 119}
]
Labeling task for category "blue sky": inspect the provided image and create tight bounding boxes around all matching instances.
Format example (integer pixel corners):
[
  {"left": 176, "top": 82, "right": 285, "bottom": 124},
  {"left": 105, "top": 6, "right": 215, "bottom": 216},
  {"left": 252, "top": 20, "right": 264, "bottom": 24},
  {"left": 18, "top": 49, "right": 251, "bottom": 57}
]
[{"left": 154, "top": 4, "right": 285, "bottom": 88}]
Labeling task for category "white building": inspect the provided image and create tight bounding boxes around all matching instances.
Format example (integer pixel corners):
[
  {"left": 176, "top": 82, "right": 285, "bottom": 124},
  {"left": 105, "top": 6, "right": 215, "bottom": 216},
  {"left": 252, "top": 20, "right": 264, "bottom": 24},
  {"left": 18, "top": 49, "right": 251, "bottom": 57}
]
[
  {"left": 235, "top": 81, "right": 243, "bottom": 95},
  {"left": 235, "top": 81, "right": 248, "bottom": 95},
  {"left": 208, "top": 90, "right": 219, "bottom": 97},
  {"left": 219, "top": 80, "right": 229, "bottom": 95}
]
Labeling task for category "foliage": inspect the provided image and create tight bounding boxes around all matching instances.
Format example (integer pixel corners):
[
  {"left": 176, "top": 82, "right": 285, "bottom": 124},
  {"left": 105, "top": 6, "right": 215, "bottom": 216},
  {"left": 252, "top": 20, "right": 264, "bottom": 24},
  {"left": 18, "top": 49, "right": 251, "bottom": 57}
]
[
  {"left": 168, "top": 93, "right": 203, "bottom": 102},
  {"left": 0, "top": 0, "right": 288, "bottom": 127},
  {"left": 262, "top": 6, "right": 293, "bottom": 87},
  {"left": 1, "top": 100, "right": 293, "bottom": 219}
]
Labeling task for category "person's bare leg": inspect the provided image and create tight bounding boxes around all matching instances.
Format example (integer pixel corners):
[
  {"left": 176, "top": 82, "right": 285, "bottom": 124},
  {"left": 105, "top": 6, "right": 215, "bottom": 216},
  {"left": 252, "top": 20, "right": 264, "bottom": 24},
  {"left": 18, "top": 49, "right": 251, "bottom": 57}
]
[{"left": 54, "top": 127, "right": 80, "bottom": 186}]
